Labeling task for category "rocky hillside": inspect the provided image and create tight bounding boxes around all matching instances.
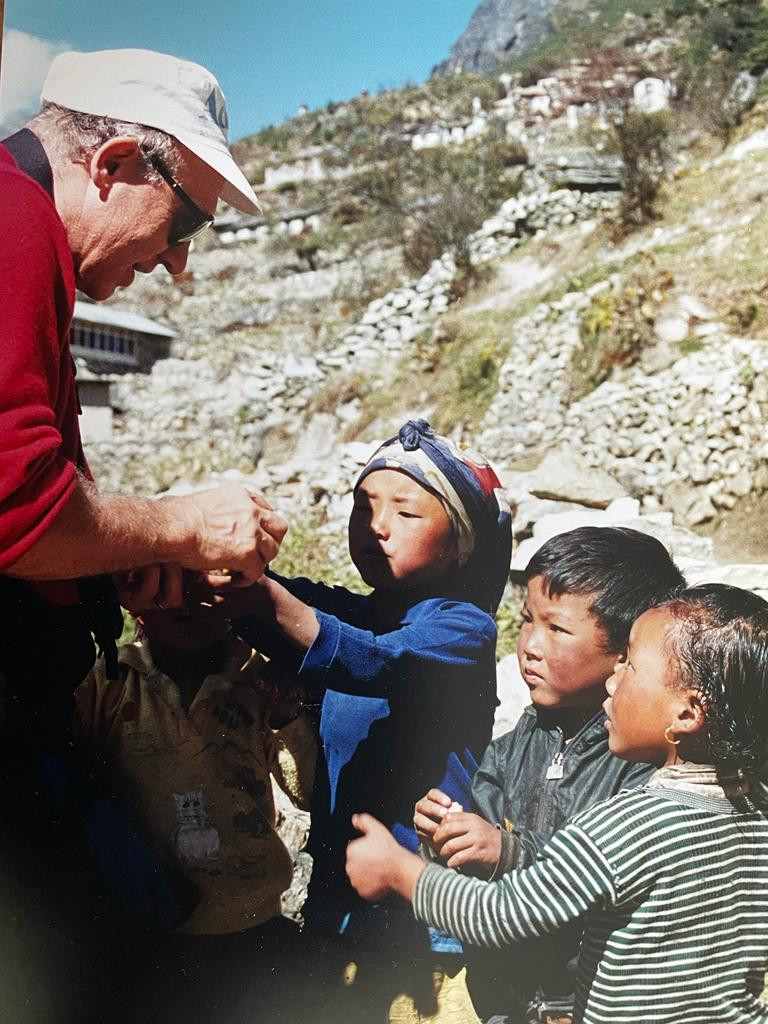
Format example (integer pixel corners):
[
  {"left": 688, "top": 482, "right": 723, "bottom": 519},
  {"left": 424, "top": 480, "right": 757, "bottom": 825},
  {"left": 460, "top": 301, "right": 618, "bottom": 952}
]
[
  {"left": 79, "top": 1, "right": 768, "bottom": 905},
  {"left": 432, "top": 0, "right": 672, "bottom": 76},
  {"left": 86, "top": 0, "right": 768, "bottom": 622}
]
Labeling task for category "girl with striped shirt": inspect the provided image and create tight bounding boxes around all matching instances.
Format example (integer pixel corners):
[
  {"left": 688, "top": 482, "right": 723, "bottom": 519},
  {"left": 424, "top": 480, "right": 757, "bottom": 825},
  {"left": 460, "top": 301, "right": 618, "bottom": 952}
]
[{"left": 346, "top": 584, "right": 768, "bottom": 1024}]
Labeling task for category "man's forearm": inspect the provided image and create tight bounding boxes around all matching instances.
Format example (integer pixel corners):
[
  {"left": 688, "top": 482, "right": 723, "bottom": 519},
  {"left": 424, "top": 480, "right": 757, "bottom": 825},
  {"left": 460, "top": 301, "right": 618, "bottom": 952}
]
[{"left": 5, "top": 477, "right": 197, "bottom": 579}]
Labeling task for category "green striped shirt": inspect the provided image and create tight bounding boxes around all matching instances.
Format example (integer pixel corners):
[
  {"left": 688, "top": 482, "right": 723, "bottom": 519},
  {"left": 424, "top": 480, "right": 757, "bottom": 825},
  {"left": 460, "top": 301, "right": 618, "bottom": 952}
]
[{"left": 414, "top": 786, "right": 768, "bottom": 1023}]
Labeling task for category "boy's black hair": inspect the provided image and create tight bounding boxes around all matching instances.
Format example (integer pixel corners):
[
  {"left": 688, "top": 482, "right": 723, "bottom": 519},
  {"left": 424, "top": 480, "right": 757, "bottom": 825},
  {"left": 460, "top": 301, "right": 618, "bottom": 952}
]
[
  {"left": 664, "top": 584, "right": 768, "bottom": 773},
  {"left": 525, "top": 526, "right": 686, "bottom": 652}
]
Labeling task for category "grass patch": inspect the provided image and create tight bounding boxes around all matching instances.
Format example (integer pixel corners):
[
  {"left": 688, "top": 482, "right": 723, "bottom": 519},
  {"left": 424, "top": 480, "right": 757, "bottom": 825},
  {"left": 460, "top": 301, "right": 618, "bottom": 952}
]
[
  {"left": 570, "top": 270, "right": 673, "bottom": 402},
  {"left": 430, "top": 315, "right": 507, "bottom": 433},
  {"left": 119, "top": 613, "right": 137, "bottom": 646},
  {"left": 627, "top": 146, "right": 768, "bottom": 316},
  {"left": 271, "top": 510, "right": 362, "bottom": 592},
  {"left": 677, "top": 337, "right": 706, "bottom": 355},
  {"left": 496, "top": 591, "right": 524, "bottom": 660},
  {"left": 321, "top": 308, "right": 513, "bottom": 443}
]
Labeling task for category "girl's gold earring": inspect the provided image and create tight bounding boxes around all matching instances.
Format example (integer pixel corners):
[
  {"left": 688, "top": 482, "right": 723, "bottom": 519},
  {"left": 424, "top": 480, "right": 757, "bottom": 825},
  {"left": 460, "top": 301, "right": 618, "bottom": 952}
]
[{"left": 664, "top": 726, "right": 680, "bottom": 746}]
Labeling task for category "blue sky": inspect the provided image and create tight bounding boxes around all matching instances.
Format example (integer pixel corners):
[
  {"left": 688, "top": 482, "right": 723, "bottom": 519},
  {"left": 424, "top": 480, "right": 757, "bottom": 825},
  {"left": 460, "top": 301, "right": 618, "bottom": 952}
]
[{"left": 2, "top": 0, "right": 479, "bottom": 140}]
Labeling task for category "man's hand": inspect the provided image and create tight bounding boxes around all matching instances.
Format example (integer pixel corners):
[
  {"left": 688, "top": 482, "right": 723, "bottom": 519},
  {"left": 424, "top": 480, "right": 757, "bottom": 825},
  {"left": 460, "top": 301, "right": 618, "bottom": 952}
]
[
  {"left": 171, "top": 484, "right": 287, "bottom": 584},
  {"left": 432, "top": 812, "right": 502, "bottom": 873},
  {"left": 347, "top": 813, "right": 424, "bottom": 903},
  {"left": 414, "top": 788, "right": 453, "bottom": 851},
  {"left": 6, "top": 479, "right": 286, "bottom": 584}
]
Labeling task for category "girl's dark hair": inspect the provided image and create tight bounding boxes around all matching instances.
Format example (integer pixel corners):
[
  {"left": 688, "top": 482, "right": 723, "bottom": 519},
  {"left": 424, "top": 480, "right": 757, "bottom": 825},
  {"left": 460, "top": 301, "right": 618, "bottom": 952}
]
[
  {"left": 663, "top": 584, "right": 768, "bottom": 772},
  {"left": 525, "top": 527, "right": 686, "bottom": 652}
]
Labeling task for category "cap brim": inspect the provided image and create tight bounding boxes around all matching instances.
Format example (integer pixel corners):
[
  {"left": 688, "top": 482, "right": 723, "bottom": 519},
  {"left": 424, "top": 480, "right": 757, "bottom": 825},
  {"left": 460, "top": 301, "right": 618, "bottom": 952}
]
[{"left": 175, "top": 131, "right": 262, "bottom": 216}]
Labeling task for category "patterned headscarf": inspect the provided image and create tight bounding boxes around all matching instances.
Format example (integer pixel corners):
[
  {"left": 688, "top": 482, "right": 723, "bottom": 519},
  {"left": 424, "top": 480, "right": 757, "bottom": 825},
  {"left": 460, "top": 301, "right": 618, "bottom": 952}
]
[{"left": 355, "top": 419, "right": 512, "bottom": 613}]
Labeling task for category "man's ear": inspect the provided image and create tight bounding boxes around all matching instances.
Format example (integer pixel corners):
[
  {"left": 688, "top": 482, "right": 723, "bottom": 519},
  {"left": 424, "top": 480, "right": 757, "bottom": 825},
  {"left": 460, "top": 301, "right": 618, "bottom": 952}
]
[{"left": 88, "top": 137, "right": 145, "bottom": 195}]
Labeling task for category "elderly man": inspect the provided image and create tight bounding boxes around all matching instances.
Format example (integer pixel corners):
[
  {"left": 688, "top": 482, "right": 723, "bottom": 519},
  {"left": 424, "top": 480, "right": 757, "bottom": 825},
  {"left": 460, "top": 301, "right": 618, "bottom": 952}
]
[
  {"left": 0, "top": 49, "right": 289, "bottom": 1019},
  {"left": 0, "top": 49, "right": 288, "bottom": 766}
]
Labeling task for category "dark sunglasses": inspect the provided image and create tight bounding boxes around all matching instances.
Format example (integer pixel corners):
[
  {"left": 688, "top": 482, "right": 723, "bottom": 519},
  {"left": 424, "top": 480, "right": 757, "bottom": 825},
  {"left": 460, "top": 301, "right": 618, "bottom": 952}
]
[{"left": 147, "top": 153, "right": 215, "bottom": 247}]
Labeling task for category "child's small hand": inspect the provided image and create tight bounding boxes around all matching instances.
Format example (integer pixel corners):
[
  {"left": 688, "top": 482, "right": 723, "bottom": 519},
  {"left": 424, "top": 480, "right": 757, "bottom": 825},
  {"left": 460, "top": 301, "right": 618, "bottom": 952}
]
[
  {"left": 115, "top": 563, "right": 184, "bottom": 612},
  {"left": 413, "top": 788, "right": 453, "bottom": 850},
  {"left": 204, "top": 575, "right": 274, "bottom": 619},
  {"left": 347, "top": 813, "right": 424, "bottom": 903},
  {"left": 432, "top": 812, "right": 502, "bottom": 873},
  {"left": 260, "top": 662, "right": 307, "bottom": 727}
]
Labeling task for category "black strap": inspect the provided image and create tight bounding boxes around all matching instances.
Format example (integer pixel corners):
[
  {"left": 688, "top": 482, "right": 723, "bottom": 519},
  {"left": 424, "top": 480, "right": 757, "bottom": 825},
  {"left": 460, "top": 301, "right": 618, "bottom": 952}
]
[
  {"left": 0, "top": 127, "right": 122, "bottom": 688},
  {"left": 2, "top": 128, "right": 54, "bottom": 199}
]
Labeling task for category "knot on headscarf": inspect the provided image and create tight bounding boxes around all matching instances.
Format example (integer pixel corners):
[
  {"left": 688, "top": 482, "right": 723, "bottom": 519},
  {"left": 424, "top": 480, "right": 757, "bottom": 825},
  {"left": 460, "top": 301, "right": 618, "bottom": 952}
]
[{"left": 398, "top": 419, "right": 435, "bottom": 452}]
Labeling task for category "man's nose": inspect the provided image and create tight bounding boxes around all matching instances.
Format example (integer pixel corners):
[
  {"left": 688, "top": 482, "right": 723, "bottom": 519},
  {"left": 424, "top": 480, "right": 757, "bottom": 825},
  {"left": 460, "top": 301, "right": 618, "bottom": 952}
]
[
  {"left": 134, "top": 241, "right": 190, "bottom": 279},
  {"left": 159, "top": 241, "right": 191, "bottom": 276}
]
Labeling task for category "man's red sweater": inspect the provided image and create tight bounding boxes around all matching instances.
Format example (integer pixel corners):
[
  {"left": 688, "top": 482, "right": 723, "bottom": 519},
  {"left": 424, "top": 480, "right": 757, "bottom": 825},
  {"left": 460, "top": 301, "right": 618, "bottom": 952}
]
[{"left": 0, "top": 143, "right": 81, "bottom": 572}]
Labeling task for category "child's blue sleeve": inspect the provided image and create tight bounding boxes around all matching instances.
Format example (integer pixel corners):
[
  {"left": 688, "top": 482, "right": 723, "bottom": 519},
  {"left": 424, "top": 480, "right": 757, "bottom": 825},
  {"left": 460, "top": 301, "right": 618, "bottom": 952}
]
[
  {"left": 299, "top": 600, "right": 496, "bottom": 700},
  {"left": 230, "top": 572, "right": 366, "bottom": 665},
  {"left": 269, "top": 571, "right": 365, "bottom": 617}
]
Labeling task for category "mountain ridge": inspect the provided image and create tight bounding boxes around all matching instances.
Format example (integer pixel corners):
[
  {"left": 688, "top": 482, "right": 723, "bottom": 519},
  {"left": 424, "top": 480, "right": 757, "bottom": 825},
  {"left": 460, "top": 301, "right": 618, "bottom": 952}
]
[{"left": 433, "top": 0, "right": 564, "bottom": 76}]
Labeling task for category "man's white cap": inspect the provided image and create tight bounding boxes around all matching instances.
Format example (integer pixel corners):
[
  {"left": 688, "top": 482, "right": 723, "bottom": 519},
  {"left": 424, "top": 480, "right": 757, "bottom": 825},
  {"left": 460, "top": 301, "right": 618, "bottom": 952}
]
[{"left": 41, "top": 48, "right": 261, "bottom": 215}]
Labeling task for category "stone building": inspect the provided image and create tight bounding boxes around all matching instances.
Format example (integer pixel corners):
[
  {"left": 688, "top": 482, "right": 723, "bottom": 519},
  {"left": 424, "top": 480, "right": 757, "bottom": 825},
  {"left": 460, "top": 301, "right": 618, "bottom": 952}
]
[
  {"left": 71, "top": 300, "right": 176, "bottom": 375},
  {"left": 71, "top": 301, "right": 176, "bottom": 441}
]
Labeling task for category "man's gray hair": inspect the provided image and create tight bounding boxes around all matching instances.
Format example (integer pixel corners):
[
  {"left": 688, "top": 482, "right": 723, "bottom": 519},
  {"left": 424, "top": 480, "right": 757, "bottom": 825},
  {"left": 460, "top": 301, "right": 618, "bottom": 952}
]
[{"left": 30, "top": 101, "right": 181, "bottom": 180}]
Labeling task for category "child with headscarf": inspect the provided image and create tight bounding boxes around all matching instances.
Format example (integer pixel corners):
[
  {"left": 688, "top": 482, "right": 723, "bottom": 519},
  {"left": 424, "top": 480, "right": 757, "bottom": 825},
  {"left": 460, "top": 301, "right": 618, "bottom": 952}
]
[{"left": 229, "top": 419, "right": 511, "bottom": 1022}]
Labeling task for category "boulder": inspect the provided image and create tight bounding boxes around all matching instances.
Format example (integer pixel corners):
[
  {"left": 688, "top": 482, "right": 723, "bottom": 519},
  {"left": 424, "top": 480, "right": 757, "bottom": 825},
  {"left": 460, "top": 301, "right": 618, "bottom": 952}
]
[
  {"left": 493, "top": 654, "right": 531, "bottom": 739},
  {"left": 510, "top": 497, "right": 712, "bottom": 574},
  {"left": 654, "top": 314, "right": 689, "bottom": 344},
  {"left": 528, "top": 448, "right": 627, "bottom": 509},
  {"left": 686, "top": 562, "right": 768, "bottom": 600},
  {"left": 663, "top": 480, "right": 718, "bottom": 527}
]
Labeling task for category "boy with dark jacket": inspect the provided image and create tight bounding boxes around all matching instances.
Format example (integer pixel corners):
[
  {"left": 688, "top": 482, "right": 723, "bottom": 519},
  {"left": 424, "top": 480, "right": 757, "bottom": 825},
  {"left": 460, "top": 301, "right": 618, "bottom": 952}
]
[{"left": 415, "top": 526, "right": 686, "bottom": 1023}]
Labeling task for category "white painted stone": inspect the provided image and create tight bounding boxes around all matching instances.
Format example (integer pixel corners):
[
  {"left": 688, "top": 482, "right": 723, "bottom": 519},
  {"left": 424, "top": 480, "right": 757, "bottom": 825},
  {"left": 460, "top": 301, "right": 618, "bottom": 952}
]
[
  {"left": 633, "top": 77, "right": 670, "bottom": 114},
  {"left": 493, "top": 655, "right": 531, "bottom": 738},
  {"left": 655, "top": 316, "right": 689, "bottom": 343}
]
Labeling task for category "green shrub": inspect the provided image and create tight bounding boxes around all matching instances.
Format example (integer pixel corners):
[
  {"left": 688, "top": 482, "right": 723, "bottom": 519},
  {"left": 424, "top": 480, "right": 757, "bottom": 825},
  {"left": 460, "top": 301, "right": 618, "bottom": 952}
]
[
  {"left": 671, "top": 0, "right": 768, "bottom": 73},
  {"left": 570, "top": 274, "right": 671, "bottom": 401},
  {"left": 705, "top": 0, "right": 768, "bottom": 72},
  {"left": 253, "top": 122, "right": 293, "bottom": 151},
  {"left": 272, "top": 512, "right": 361, "bottom": 591},
  {"left": 614, "top": 109, "right": 671, "bottom": 227},
  {"left": 666, "top": 0, "right": 699, "bottom": 17},
  {"left": 353, "top": 132, "right": 526, "bottom": 278},
  {"left": 292, "top": 231, "right": 323, "bottom": 271}
]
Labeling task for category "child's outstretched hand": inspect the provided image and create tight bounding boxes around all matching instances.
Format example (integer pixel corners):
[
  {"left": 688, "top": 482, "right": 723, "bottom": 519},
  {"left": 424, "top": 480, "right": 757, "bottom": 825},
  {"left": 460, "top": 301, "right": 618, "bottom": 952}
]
[
  {"left": 347, "top": 813, "right": 425, "bottom": 903},
  {"left": 413, "top": 788, "right": 453, "bottom": 851},
  {"left": 204, "top": 575, "right": 275, "bottom": 619},
  {"left": 432, "top": 812, "right": 502, "bottom": 874}
]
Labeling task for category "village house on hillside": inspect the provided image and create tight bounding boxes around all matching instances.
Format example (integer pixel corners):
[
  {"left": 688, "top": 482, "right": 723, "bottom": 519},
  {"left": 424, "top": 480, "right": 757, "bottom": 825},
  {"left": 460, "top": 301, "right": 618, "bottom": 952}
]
[
  {"left": 71, "top": 301, "right": 176, "bottom": 374},
  {"left": 72, "top": 301, "right": 176, "bottom": 441}
]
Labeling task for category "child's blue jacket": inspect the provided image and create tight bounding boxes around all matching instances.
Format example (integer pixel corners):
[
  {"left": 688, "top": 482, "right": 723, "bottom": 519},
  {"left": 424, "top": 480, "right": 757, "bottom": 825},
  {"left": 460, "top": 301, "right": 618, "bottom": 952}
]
[{"left": 234, "top": 574, "right": 497, "bottom": 948}]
